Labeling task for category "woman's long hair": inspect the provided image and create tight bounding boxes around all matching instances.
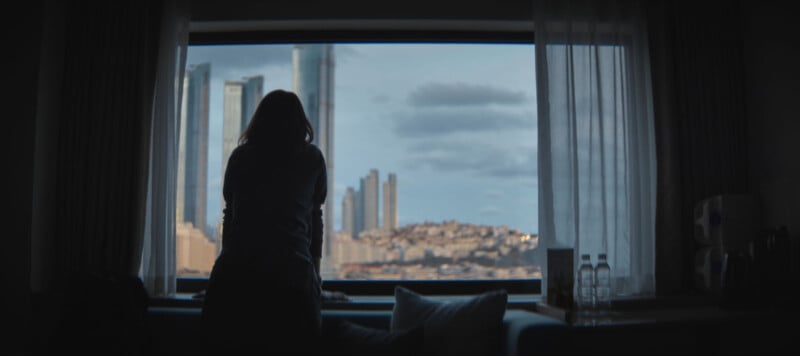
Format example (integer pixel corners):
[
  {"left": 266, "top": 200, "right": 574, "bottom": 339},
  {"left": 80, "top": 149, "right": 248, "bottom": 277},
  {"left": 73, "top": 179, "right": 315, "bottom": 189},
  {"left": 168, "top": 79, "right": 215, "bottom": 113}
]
[{"left": 239, "top": 90, "right": 314, "bottom": 151}]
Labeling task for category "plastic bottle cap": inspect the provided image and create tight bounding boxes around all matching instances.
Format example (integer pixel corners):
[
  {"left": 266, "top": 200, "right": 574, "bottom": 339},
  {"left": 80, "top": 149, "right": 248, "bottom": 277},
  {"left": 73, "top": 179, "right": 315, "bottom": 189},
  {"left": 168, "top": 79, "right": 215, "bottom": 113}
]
[{"left": 598, "top": 253, "right": 607, "bottom": 260}]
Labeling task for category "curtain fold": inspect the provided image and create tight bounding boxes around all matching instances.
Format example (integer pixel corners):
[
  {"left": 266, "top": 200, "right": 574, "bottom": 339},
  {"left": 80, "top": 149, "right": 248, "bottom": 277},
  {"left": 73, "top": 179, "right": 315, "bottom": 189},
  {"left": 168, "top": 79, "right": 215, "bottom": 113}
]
[
  {"left": 53, "top": 0, "right": 162, "bottom": 286},
  {"left": 140, "top": 0, "right": 190, "bottom": 298},
  {"left": 535, "top": 0, "right": 656, "bottom": 297},
  {"left": 647, "top": 0, "right": 750, "bottom": 295}
]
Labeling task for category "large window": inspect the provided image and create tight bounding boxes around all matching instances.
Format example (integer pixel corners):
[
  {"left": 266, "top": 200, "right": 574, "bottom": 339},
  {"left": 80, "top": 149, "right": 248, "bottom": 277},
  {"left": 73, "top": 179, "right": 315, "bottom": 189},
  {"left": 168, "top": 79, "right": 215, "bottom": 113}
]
[{"left": 175, "top": 42, "right": 539, "bottom": 289}]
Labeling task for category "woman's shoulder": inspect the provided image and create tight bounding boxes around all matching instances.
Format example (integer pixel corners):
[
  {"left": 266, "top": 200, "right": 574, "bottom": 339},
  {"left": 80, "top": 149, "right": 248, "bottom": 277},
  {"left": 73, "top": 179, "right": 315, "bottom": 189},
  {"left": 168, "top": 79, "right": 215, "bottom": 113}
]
[
  {"left": 227, "top": 143, "right": 259, "bottom": 166},
  {"left": 298, "top": 144, "right": 326, "bottom": 171},
  {"left": 229, "top": 143, "right": 250, "bottom": 160},
  {"left": 302, "top": 143, "right": 325, "bottom": 161},
  {"left": 305, "top": 143, "right": 323, "bottom": 156},
  {"left": 231, "top": 142, "right": 323, "bottom": 165}
]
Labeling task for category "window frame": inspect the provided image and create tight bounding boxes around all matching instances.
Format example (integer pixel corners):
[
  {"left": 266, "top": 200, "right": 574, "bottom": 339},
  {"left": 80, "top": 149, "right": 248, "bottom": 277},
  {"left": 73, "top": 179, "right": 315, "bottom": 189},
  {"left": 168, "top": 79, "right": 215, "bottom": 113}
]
[{"left": 178, "top": 19, "right": 541, "bottom": 298}]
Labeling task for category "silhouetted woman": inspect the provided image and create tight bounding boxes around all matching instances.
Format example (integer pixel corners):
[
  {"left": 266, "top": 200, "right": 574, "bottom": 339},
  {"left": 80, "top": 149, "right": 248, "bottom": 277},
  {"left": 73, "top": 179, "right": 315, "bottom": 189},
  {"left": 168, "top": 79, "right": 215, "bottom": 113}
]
[{"left": 201, "top": 89, "right": 326, "bottom": 355}]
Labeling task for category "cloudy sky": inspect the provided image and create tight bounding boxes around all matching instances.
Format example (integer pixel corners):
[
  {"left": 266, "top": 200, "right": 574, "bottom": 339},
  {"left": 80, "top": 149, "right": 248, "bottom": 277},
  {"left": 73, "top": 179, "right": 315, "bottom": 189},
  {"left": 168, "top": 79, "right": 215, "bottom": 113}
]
[{"left": 187, "top": 43, "right": 539, "bottom": 234}]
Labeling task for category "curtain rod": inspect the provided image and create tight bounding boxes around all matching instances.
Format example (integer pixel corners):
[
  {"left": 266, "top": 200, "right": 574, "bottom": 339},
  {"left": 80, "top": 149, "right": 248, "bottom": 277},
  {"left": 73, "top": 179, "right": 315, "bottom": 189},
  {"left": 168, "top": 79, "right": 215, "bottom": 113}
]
[{"left": 190, "top": 19, "right": 535, "bottom": 33}]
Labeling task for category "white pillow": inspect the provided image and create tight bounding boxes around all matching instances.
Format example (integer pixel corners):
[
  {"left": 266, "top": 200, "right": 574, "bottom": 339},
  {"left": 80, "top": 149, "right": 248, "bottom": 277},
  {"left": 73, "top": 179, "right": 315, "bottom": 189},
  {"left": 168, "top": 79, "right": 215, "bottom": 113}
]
[{"left": 390, "top": 286, "right": 508, "bottom": 356}]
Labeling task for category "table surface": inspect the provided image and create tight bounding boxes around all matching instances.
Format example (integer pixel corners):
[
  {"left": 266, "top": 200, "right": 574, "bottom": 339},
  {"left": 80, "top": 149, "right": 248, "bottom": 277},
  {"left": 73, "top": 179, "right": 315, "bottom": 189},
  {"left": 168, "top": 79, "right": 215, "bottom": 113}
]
[{"left": 536, "top": 296, "right": 793, "bottom": 327}]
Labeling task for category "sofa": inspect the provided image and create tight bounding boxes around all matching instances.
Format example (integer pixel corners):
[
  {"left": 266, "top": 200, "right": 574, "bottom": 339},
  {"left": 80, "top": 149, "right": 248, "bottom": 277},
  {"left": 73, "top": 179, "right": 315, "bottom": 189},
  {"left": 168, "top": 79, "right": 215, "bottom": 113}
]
[
  {"left": 144, "top": 300, "right": 797, "bottom": 356},
  {"left": 37, "top": 273, "right": 792, "bottom": 356},
  {"left": 145, "top": 306, "right": 569, "bottom": 356}
]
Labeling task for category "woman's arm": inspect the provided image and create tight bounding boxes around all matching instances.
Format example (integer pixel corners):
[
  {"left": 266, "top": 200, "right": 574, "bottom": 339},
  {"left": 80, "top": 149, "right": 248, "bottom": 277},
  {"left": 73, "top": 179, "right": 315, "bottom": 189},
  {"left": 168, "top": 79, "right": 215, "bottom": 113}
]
[
  {"left": 311, "top": 205, "right": 323, "bottom": 278},
  {"left": 311, "top": 154, "right": 327, "bottom": 281},
  {"left": 221, "top": 150, "right": 236, "bottom": 242}
]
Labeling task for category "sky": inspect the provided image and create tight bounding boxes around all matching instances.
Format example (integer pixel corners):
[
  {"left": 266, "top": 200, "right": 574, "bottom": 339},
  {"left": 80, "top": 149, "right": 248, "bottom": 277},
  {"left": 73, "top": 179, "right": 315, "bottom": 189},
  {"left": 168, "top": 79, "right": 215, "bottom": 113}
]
[{"left": 186, "top": 43, "right": 539, "bottom": 234}]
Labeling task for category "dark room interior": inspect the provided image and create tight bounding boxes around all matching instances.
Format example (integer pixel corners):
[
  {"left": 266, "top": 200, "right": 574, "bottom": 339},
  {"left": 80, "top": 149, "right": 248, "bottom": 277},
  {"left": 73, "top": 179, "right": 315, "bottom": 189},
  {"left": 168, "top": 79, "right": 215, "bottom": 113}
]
[{"left": 5, "top": 0, "right": 799, "bottom": 355}]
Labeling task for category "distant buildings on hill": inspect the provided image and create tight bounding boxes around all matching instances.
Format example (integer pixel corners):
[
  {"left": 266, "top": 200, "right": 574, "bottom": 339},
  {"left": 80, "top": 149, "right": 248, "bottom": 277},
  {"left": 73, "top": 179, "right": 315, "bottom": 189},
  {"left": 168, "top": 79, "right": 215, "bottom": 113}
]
[
  {"left": 340, "top": 169, "right": 398, "bottom": 239},
  {"left": 324, "top": 220, "right": 540, "bottom": 280}
]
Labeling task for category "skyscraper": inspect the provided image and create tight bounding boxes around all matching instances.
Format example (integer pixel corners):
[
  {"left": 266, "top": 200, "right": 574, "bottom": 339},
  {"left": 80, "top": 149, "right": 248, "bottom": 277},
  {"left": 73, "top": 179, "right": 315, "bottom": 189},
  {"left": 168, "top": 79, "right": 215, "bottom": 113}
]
[
  {"left": 383, "top": 173, "right": 398, "bottom": 230},
  {"left": 223, "top": 76, "right": 263, "bottom": 172},
  {"left": 293, "top": 44, "right": 335, "bottom": 254},
  {"left": 342, "top": 187, "right": 355, "bottom": 238},
  {"left": 346, "top": 169, "right": 385, "bottom": 238},
  {"left": 240, "top": 76, "right": 263, "bottom": 129},
  {"left": 178, "top": 62, "right": 210, "bottom": 231},
  {"left": 222, "top": 81, "right": 243, "bottom": 175},
  {"left": 221, "top": 75, "right": 264, "bottom": 221},
  {"left": 176, "top": 76, "right": 188, "bottom": 223},
  {"left": 364, "top": 169, "right": 380, "bottom": 231},
  {"left": 355, "top": 177, "right": 365, "bottom": 237}
]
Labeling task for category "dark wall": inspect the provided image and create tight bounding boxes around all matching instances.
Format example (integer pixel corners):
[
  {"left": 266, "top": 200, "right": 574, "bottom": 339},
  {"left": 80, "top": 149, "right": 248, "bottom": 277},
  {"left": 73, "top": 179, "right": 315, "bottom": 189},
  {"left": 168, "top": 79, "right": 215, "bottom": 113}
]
[
  {"left": 649, "top": 0, "right": 754, "bottom": 295},
  {"left": 188, "top": 0, "right": 535, "bottom": 22},
  {"left": 743, "top": 1, "right": 800, "bottom": 242},
  {"left": 4, "top": 0, "right": 44, "bottom": 353}
]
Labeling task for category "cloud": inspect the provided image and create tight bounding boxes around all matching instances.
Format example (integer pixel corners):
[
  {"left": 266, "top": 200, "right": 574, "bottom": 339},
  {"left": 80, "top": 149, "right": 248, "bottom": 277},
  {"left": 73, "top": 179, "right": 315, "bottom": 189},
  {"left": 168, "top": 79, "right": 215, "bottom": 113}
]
[
  {"left": 480, "top": 206, "right": 502, "bottom": 216},
  {"left": 408, "top": 82, "right": 527, "bottom": 107},
  {"left": 484, "top": 190, "right": 504, "bottom": 199},
  {"left": 394, "top": 108, "right": 534, "bottom": 137},
  {"left": 405, "top": 140, "right": 537, "bottom": 179},
  {"left": 334, "top": 45, "right": 361, "bottom": 62},
  {"left": 371, "top": 94, "right": 391, "bottom": 104}
]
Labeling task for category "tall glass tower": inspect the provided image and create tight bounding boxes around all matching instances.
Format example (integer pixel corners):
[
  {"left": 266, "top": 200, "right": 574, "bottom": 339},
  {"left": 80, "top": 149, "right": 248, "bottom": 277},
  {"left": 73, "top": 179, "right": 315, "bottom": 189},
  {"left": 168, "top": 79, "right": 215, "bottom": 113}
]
[
  {"left": 222, "top": 76, "right": 263, "bottom": 188},
  {"left": 355, "top": 177, "right": 365, "bottom": 237},
  {"left": 364, "top": 169, "right": 380, "bottom": 231},
  {"left": 240, "top": 76, "right": 264, "bottom": 129},
  {"left": 293, "top": 44, "right": 335, "bottom": 262},
  {"left": 221, "top": 75, "right": 264, "bottom": 232},
  {"left": 222, "top": 81, "right": 243, "bottom": 175},
  {"left": 383, "top": 173, "right": 398, "bottom": 230},
  {"left": 178, "top": 62, "right": 210, "bottom": 231},
  {"left": 342, "top": 187, "right": 355, "bottom": 238}
]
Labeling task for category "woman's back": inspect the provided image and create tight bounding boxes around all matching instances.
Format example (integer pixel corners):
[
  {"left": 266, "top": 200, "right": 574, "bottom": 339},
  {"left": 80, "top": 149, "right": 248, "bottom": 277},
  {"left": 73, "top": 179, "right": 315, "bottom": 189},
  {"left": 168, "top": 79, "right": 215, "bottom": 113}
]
[
  {"left": 221, "top": 142, "right": 326, "bottom": 261},
  {"left": 201, "top": 90, "right": 326, "bottom": 355}
]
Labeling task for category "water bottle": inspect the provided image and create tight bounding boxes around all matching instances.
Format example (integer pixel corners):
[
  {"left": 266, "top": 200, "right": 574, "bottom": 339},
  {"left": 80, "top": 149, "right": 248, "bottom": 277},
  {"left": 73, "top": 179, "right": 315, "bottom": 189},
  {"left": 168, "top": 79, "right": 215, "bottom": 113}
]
[
  {"left": 577, "top": 254, "right": 595, "bottom": 311},
  {"left": 595, "top": 253, "right": 612, "bottom": 313}
]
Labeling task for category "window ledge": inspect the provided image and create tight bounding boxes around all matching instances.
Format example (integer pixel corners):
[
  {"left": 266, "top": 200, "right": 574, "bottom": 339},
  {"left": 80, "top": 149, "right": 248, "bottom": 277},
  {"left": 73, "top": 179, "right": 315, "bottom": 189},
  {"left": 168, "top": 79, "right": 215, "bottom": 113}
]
[
  {"left": 324, "top": 293, "right": 541, "bottom": 310},
  {"left": 148, "top": 293, "right": 542, "bottom": 311}
]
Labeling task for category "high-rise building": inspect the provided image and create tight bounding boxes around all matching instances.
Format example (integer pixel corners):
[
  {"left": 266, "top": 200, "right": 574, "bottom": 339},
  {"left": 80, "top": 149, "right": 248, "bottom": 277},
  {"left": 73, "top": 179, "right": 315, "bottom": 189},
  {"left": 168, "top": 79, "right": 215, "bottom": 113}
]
[
  {"left": 383, "top": 173, "right": 398, "bottom": 230},
  {"left": 355, "top": 177, "right": 365, "bottom": 237},
  {"left": 364, "top": 169, "right": 380, "bottom": 231},
  {"left": 176, "top": 76, "right": 188, "bottom": 223},
  {"left": 178, "top": 62, "right": 210, "bottom": 231},
  {"left": 293, "top": 44, "right": 335, "bottom": 255},
  {"left": 347, "top": 169, "right": 385, "bottom": 238},
  {"left": 240, "top": 76, "right": 263, "bottom": 129},
  {"left": 222, "top": 81, "right": 243, "bottom": 174},
  {"left": 342, "top": 187, "right": 355, "bottom": 238},
  {"left": 221, "top": 76, "right": 264, "bottom": 224},
  {"left": 222, "top": 76, "right": 263, "bottom": 174}
]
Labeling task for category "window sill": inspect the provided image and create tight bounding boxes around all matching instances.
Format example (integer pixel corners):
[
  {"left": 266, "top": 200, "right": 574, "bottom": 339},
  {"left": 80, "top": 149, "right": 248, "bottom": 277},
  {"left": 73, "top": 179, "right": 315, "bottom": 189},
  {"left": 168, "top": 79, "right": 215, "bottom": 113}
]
[
  {"left": 323, "top": 293, "right": 541, "bottom": 310},
  {"left": 148, "top": 292, "right": 542, "bottom": 311},
  {"left": 147, "top": 292, "right": 728, "bottom": 312}
]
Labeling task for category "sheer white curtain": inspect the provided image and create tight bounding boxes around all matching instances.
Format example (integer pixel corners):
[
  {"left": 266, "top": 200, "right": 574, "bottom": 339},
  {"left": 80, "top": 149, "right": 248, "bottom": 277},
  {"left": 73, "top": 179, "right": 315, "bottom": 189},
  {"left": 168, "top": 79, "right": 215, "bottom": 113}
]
[
  {"left": 535, "top": 0, "right": 656, "bottom": 297},
  {"left": 141, "top": 0, "right": 190, "bottom": 297}
]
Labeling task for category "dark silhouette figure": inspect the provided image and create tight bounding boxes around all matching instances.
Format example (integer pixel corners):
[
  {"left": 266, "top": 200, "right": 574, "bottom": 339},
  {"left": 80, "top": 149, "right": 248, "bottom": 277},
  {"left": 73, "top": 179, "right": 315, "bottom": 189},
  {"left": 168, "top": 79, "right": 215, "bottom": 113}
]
[{"left": 201, "top": 90, "right": 327, "bottom": 355}]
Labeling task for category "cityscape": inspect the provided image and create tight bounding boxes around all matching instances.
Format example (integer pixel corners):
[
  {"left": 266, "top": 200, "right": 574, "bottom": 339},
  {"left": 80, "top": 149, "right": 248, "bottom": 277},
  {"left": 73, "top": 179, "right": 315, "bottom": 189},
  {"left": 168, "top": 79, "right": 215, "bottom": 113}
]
[{"left": 175, "top": 43, "right": 540, "bottom": 279}]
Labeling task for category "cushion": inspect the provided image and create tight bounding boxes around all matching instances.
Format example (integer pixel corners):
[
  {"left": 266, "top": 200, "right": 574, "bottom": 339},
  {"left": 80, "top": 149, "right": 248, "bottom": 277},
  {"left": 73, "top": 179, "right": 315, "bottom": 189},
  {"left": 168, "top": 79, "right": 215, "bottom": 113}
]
[
  {"left": 322, "top": 317, "right": 424, "bottom": 356},
  {"left": 390, "top": 286, "right": 508, "bottom": 356}
]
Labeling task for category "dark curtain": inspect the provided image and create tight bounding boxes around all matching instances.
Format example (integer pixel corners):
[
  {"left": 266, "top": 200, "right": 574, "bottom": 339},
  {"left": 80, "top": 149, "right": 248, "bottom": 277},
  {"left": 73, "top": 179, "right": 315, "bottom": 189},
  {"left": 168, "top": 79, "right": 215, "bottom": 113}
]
[
  {"left": 45, "top": 1, "right": 164, "bottom": 354},
  {"left": 53, "top": 0, "right": 161, "bottom": 287},
  {"left": 648, "top": 0, "right": 750, "bottom": 295}
]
